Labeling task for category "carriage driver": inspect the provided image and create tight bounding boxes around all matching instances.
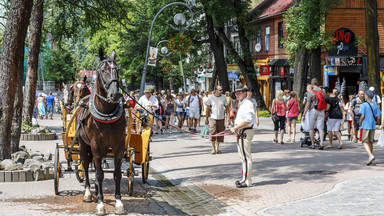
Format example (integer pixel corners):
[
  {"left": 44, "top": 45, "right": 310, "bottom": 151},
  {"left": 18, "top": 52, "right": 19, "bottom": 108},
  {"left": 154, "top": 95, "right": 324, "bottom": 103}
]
[
  {"left": 138, "top": 88, "right": 159, "bottom": 112},
  {"left": 230, "top": 84, "right": 256, "bottom": 188}
]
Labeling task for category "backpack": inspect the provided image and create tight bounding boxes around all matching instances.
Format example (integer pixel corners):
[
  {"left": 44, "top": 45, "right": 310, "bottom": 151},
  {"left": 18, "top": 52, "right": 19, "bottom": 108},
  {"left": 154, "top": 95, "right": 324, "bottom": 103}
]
[{"left": 312, "top": 89, "right": 326, "bottom": 111}]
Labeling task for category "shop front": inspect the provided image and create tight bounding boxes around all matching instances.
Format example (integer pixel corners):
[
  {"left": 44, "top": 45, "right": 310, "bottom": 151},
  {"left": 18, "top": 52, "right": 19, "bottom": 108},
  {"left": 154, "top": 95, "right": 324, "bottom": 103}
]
[
  {"left": 254, "top": 59, "right": 271, "bottom": 108},
  {"left": 268, "top": 59, "right": 293, "bottom": 102},
  {"left": 323, "top": 28, "right": 368, "bottom": 98}
]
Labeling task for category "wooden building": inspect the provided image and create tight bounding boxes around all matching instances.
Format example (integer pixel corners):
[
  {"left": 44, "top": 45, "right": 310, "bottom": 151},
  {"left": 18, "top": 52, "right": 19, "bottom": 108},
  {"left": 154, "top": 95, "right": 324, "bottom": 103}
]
[{"left": 249, "top": 0, "right": 384, "bottom": 107}]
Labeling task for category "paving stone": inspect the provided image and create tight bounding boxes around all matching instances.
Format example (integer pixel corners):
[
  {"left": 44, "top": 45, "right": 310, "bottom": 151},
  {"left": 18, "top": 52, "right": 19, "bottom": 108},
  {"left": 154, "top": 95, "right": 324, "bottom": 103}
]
[
  {"left": 12, "top": 171, "right": 20, "bottom": 182},
  {"left": 0, "top": 171, "right": 4, "bottom": 182},
  {"left": 4, "top": 171, "right": 12, "bottom": 182}
]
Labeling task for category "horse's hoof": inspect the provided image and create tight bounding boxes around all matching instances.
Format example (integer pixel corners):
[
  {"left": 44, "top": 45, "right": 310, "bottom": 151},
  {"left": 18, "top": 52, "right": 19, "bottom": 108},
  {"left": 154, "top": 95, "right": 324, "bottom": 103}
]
[
  {"left": 92, "top": 194, "right": 98, "bottom": 202},
  {"left": 83, "top": 194, "right": 92, "bottom": 203},
  {"left": 96, "top": 203, "right": 106, "bottom": 215},
  {"left": 115, "top": 199, "right": 124, "bottom": 215},
  {"left": 115, "top": 205, "right": 124, "bottom": 215}
]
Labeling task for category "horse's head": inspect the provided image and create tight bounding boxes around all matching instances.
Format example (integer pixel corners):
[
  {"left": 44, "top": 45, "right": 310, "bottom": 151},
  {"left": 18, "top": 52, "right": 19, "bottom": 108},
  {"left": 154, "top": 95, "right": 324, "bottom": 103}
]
[
  {"left": 74, "top": 76, "right": 91, "bottom": 105},
  {"left": 62, "top": 82, "right": 74, "bottom": 108},
  {"left": 96, "top": 48, "right": 121, "bottom": 103}
]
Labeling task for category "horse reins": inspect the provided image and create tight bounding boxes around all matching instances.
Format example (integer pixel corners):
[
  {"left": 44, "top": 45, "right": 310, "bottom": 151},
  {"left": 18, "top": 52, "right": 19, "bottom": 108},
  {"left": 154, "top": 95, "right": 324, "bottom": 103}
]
[{"left": 94, "top": 59, "right": 120, "bottom": 104}]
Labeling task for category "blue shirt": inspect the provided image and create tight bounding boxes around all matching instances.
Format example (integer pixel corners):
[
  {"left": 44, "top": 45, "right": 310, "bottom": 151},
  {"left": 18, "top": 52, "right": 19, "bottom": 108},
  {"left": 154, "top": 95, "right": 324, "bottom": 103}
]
[
  {"left": 46, "top": 96, "right": 55, "bottom": 107},
  {"left": 359, "top": 101, "right": 382, "bottom": 130}
]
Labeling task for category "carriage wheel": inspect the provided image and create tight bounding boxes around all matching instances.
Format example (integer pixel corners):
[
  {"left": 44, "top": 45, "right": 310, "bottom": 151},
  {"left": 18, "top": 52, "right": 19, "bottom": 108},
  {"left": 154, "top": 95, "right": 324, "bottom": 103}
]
[
  {"left": 127, "top": 149, "right": 134, "bottom": 196},
  {"left": 54, "top": 144, "right": 60, "bottom": 195},
  {"left": 75, "top": 163, "right": 84, "bottom": 183},
  {"left": 142, "top": 143, "right": 150, "bottom": 184}
]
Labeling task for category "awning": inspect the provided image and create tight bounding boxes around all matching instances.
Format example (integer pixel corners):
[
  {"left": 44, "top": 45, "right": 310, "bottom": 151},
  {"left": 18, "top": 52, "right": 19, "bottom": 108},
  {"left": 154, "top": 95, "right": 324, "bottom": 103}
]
[
  {"left": 254, "top": 58, "right": 269, "bottom": 67},
  {"left": 257, "top": 76, "right": 270, "bottom": 81},
  {"left": 268, "top": 59, "right": 289, "bottom": 66}
]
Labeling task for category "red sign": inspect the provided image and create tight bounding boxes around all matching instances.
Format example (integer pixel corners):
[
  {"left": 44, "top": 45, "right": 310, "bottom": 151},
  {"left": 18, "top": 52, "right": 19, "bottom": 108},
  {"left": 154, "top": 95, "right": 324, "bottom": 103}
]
[
  {"left": 259, "top": 65, "right": 270, "bottom": 76},
  {"left": 280, "top": 66, "right": 286, "bottom": 76}
]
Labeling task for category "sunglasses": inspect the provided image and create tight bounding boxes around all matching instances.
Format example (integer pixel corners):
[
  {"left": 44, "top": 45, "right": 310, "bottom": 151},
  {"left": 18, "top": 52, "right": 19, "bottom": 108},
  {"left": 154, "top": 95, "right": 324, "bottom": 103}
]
[{"left": 217, "top": 89, "right": 223, "bottom": 91}]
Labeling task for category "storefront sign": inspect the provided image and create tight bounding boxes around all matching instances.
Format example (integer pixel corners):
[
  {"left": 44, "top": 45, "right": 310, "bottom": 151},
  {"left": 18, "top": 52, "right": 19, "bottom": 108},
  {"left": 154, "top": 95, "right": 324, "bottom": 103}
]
[
  {"left": 255, "top": 43, "right": 261, "bottom": 52},
  {"left": 259, "top": 65, "right": 270, "bottom": 76},
  {"left": 228, "top": 72, "right": 239, "bottom": 79},
  {"left": 325, "top": 56, "right": 362, "bottom": 66},
  {"left": 329, "top": 28, "right": 358, "bottom": 56}
]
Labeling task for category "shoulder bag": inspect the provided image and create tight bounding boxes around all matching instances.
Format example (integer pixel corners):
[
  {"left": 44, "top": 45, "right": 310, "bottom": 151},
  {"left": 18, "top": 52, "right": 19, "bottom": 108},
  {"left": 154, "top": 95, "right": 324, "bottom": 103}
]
[{"left": 272, "top": 100, "right": 280, "bottom": 122}]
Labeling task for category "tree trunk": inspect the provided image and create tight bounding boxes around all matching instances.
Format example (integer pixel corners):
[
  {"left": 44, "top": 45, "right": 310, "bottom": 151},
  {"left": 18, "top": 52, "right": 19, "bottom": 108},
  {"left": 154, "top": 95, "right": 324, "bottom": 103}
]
[
  {"left": 308, "top": 47, "right": 321, "bottom": 82},
  {"left": 209, "top": 69, "right": 217, "bottom": 91},
  {"left": 22, "top": 0, "right": 44, "bottom": 126},
  {"left": 215, "top": 25, "right": 267, "bottom": 110},
  {"left": 11, "top": 64, "right": 24, "bottom": 153},
  {"left": 293, "top": 48, "right": 309, "bottom": 105},
  {"left": 0, "top": 0, "right": 33, "bottom": 160},
  {"left": 205, "top": 14, "right": 230, "bottom": 92},
  {"left": 364, "top": 0, "right": 380, "bottom": 96}
]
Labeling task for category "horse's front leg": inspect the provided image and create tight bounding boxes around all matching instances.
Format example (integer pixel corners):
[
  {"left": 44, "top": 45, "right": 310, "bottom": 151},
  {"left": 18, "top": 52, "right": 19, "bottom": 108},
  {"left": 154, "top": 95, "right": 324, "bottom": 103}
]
[
  {"left": 81, "top": 143, "right": 92, "bottom": 202},
  {"left": 94, "top": 156, "right": 105, "bottom": 215},
  {"left": 114, "top": 150, "right": 124, "bottom": 215}
]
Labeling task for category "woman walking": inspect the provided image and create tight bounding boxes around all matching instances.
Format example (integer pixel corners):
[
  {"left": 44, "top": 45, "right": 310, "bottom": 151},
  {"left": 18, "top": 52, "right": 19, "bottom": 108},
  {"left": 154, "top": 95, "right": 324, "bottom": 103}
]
[
  {"left": 344, "top": 95, "right": 354, "bottom": 140},
  {"left": 37, "top": 93, "right": 46, "bottom": 119},
  {"left": 163, "top": 92, "right": 176, "bottom": 133},
  {"left": 325, "top": 88, "right": 344, "bottom": 149},
  {"left": 154, "top": 95, "right": 164, "bottom": 134},
  {"left": 272, "top": 90, "right": 287, "bottom": 144},
  {"left": 287, "top": 91, "right": 300, "bottom": 143},
  {"left": 175, "top": 93, "right": 186, "bottom": 132}
]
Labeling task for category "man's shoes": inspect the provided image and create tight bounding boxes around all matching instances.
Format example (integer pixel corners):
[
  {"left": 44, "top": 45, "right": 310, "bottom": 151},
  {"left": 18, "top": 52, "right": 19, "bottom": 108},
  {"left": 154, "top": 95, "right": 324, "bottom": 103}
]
[
  {"left": 236, "top": 182, "right": 249, "bottom": 188},
  {"left": 367, "top": 155, "right": 375, "bottom": 165},
  {"left": 235, "top": 180, "right": 243, "bottom": 186}
]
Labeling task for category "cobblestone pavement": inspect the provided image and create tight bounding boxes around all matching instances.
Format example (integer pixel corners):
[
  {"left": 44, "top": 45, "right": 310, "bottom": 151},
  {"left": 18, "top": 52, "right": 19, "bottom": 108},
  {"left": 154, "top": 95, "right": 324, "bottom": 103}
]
[{"left": 259, "top": 177, "right": 384, "bottom": 216}]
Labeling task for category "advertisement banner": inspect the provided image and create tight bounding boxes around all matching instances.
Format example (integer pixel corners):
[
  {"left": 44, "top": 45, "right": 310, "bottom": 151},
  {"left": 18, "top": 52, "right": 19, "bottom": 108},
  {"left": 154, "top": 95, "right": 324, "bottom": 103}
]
[{"left": 147, "top": 47, "right": 158, "bottom": 67}]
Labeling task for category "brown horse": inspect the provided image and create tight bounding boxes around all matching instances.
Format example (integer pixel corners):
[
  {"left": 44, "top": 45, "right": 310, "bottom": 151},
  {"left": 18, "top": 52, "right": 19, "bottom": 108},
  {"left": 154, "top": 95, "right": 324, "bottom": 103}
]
[
  {"left": 74, "top": 76, "right": 91, "bottom": 106},
  {"left": 76, "top": 49, "right": 126, "bottom": 215}
]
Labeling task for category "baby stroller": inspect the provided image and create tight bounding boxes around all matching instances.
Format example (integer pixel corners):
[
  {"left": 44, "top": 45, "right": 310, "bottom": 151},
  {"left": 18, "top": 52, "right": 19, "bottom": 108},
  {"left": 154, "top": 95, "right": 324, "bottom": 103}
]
[
  {"left": 299, "top": 112, "right": 322, "bottom": 147},
  {"left": 300, "top": 126, "right": 321, "bottom": 147}
]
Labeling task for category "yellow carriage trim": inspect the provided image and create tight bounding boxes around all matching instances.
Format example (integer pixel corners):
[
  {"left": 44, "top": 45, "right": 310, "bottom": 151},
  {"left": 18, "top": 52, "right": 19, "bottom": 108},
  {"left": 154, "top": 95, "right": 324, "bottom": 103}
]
[{"left": 129, "top": 113, "right": 153, "bottom": 164}]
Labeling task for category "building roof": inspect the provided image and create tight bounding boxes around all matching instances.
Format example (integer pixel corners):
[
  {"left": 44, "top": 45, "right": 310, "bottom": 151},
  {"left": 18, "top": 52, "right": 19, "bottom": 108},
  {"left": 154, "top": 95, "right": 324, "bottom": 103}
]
[
  {"left": 77, "top": 69, "right": 96, "bottom": 78},
  {"left": 250, "top": 0, "right": 293, "bottom": 20}
]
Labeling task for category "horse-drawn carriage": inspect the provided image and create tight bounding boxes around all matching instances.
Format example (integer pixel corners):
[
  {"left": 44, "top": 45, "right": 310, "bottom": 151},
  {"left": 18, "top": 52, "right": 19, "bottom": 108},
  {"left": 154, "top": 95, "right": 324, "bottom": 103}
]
[{"left": 53, "top": 49, "right": 152, "bottom": 215}]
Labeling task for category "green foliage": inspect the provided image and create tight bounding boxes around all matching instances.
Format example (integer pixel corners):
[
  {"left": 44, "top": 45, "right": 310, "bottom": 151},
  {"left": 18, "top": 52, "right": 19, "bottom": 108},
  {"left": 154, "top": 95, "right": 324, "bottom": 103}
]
[
  {"left": 258, "top": 110, "right": 271, "bottom": 118},
  {"left": 283, "top": 0, "right": 341, "bottom": 60},
  {"left": 22, "top": 123, "right": 38, "bottom": 134},
  {"left": 44, "top": 47, "right": 76, "bottom": 83},
  {"left": 168, "top": 33, "right": 192, "bottom": 55}
]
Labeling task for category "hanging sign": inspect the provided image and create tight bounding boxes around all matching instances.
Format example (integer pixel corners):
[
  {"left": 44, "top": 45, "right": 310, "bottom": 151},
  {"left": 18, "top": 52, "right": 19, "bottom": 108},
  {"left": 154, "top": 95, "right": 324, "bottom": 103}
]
[
  {"left": 147, "top": 47, "right": 158, "bottom": 67},
  {"left": 329, "top": 28, "right": 358, "bottom": 56}
]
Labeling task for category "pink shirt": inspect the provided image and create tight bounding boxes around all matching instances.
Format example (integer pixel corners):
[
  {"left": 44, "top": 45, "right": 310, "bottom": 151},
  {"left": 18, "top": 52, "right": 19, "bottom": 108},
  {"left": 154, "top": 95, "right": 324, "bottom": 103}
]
[
  {"left": 273, "top": 100, "right": 286, "bottom": 116},
  {"left": 287, "top": 99, "right": 299, "bottom": 117}
]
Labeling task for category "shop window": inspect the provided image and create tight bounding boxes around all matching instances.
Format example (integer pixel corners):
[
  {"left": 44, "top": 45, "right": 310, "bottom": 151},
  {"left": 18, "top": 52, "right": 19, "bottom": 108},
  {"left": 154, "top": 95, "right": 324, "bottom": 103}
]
[
  {"left": 278, "top": 22, "right": 283, "bottom": 48},
  {"left": 257, "top": 28, "right": 261, "bottom": 44},
  {"left": 249, "top": 36, "right": 254, "bottom": 52},
  {"left": 265, "top": 26, "right": 270, "bottom": 51}
]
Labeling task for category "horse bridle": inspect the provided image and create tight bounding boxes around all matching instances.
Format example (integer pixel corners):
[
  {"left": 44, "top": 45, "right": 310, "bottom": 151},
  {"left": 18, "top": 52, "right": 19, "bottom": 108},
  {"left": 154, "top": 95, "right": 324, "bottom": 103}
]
[
  {"left": 94, "top": 58, "right": 120, "bottom": 103},
  {"left": 74, "top": 81, "right": 88, "bottom": 106},
  {"left": 64, "top": 84, "right": 75, "bottom": 110}
]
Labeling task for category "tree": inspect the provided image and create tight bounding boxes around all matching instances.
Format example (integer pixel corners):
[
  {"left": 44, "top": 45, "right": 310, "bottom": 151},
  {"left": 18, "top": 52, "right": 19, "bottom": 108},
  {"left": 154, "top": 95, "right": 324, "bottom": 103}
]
[
  {"left": 364, "top": 0, "right": 380, "bottom": 96},
  {"left": 44, "top": 47, "right": 76, "bottom": 84},
  {"left": 283, "top": 0, "right": 340, "bottom": 102},
  {"left": 23, "top": 0, "right": 44, "bottom": 126},
  {"left": 204, "top": 0, "right": 267, "bottom": 110},
  {"left": 0, "top": 0, "right": 33, "bottom": 160}
]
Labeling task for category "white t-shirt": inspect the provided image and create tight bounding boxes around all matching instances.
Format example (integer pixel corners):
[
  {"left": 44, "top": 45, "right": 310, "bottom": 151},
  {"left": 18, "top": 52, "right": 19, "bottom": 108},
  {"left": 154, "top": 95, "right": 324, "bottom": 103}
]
[
  {"left": 344, "top": 102, "right": 352, "bottom": 121},
  {"left": 188, "top": 95, "right": 200, "bottom": 111},
  {"left": 235, "top": 98, "right": 256, "bottom": 127},
  {"left": 373, "top": 94, "right": 381, "bottom": 105},
  {"left": 250, "top": 98, "right": 258, "bottom": 107},
  {"left": 206, "top": 94, "right": 228, "bottom": 120},
  {"left": 138, "top": 95, "right": 159, "bottom": 112},
  {"left": 175, "top": 98, "right": 186, "bottom": 112}
]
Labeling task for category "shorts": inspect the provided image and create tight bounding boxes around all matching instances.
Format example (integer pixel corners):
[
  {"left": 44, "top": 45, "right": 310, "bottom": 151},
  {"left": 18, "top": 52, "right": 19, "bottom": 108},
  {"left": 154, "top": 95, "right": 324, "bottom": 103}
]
[
  {"left": 287, "top": 116, "right": 298, "bottom": 121},
  {"left": 361, "top": 129, "right": 375, "bottom": 143},
  {"left": 165, "top": 109, "right": 173, "bottom": 116},
  {"left": 189, "top": 109, "right": 200, "bottom": 119},
  {"left": 327, "top": 118, "right": 342, "bottom": 131},
  {"left": 353, "top": 115, "right": 361, "bottom": 131},
  {"left": 154, "top": 114, "right": 163, "bottom": 119},
  {"left": 176, "top": 111, "right": 186, "bottom": 117},
  {"left": 308, "top": 109, "right": 325, "bottom": 130},
  {"left": 46, "top": 106, "right": 54, "bottom": 114},
  {"left": 347, "top": 120, "right": 353, "bottom": 129},
  {"left": 209, "top": 119, "right": 225, "bottom": 142}
]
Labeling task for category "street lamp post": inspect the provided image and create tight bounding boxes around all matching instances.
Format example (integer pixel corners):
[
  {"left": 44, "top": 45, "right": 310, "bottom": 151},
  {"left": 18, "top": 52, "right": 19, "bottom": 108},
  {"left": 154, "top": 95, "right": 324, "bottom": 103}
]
[{"left": 139, "top": 2, "right": 193, "bottom": 97}]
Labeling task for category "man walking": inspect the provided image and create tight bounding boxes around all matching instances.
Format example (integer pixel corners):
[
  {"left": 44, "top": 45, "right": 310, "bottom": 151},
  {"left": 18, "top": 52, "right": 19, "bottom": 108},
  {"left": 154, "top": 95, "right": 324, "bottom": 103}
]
[
  {"left": 303, "top": 78, "right": 326, "bottom": 150},
  {"left": 187, "top": 89, "right": 202, "bottom": 133},
  {"left": 359, "top": 90, "right": 382, "bottom": 165},
  {"left": 230, "top": 85, "right": 256, "bottom": 188},
  {"left": 138, "top": 88, "right": 159, "bottom": 112},
  {"left": 350, "top": 90, "right": 365, "bottom": 143},
  {"left": 205, "top": 86, "right": 228, "bottom": 154},
  {"left": 45, "top": 92, "right": 55, "bottom": 120}
]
